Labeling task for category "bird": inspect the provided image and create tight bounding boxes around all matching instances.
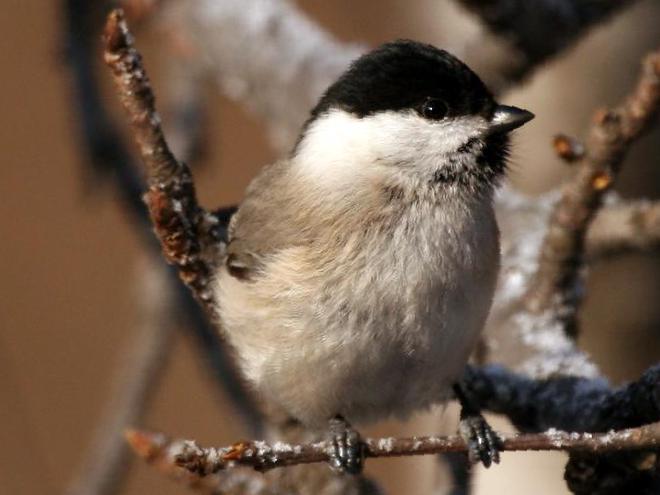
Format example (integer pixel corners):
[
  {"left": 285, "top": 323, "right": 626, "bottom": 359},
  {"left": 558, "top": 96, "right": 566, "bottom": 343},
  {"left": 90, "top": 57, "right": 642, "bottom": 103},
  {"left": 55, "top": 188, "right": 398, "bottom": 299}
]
[{"left": 214, "top": 39, "right": 534, "bottom": 473}]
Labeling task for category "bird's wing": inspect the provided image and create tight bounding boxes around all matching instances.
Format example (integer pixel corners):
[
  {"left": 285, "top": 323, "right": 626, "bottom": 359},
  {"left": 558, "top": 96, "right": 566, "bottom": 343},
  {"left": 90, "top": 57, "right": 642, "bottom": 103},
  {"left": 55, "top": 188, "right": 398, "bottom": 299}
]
[{"left": 225, "top": 160, "right": 308, "bottom": 281}]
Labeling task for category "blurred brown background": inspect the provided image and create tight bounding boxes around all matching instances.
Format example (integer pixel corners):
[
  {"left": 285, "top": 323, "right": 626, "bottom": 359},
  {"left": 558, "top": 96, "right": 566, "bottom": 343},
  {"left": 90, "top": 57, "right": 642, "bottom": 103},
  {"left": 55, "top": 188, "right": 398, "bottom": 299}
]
[{"left": 1, "top": 1, "right": 659, "bottom": 494}]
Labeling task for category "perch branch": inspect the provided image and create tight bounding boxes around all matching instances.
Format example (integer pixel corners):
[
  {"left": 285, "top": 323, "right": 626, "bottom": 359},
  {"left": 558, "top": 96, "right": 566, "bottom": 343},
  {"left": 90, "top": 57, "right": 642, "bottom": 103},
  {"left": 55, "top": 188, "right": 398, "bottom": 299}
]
[
  {"left": 526, "top": 48, "right": 660, "bottom": 331},
  {"left": 456, "top": 0, "right": 638, "bottom": 92},
  {"left": 125, "top": 423, "right": 660, "bottom": 476},
  {"left": 126, "top": 430, "right": 382, "bottom": 495},
  {"left": 587, "top": 199, "right": 660, "bottom": 259},
  {"left": 103, "top": 8, "right": 220, "bottom": 315},
  {"left": 122, "top": 364, "right": 660, "bottom": 485}
]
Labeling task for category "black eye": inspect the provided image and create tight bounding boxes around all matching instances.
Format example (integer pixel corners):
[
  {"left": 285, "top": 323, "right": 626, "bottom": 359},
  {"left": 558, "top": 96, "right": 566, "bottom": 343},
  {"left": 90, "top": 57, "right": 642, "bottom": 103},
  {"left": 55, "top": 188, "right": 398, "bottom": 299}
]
[{"left": 419, "top": 98, "right": 448, "bottom": 120}]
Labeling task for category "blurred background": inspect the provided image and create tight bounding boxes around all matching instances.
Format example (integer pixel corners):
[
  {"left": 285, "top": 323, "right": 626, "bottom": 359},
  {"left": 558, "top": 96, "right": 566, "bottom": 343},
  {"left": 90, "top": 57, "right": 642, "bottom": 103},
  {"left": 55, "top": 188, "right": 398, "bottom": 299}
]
[{"left": 1, "top": 1, "right": 659, "bottom": 494}]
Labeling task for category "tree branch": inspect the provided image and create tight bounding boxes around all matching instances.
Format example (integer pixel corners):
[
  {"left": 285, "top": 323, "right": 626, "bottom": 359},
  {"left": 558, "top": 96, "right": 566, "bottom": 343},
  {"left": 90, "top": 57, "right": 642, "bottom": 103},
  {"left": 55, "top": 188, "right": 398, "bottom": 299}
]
[
  {"left": 103, "top": 8, "right": 221, "bottom": 316},
  {"left": 125, "top": 430, "right": 382, "bottom": 495},
  {"left": 124, "top": 423, "right": 660, "bottom": 477},
  {"left": 525, "top": 48, "right": 660, "bottom": 333}
]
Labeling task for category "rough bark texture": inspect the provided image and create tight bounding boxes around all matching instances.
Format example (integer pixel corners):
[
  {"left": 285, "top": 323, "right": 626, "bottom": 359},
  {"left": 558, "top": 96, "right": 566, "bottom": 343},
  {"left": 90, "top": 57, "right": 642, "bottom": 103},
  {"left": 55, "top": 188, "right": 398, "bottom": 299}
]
[{"left": 103, "top": 9, "right": 222, "bottom": 315}]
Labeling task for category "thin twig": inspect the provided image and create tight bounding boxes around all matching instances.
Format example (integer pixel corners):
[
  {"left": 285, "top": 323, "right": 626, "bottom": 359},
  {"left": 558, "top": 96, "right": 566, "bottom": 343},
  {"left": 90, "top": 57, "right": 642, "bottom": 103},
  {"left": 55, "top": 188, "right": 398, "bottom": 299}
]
[
  {"left": 587, "top": 199, "right": 660, "bottom": 259},
  {"left": 126, "top": 430, "right": 382, "bottom": 495},
  {"left": 64, "top": 5, "right": 262, "bottom": 493},
  {"left": 124, "top": 423, "right": 660, "bottom": 476},
  {"left": 526, "top": 48, "right": 660, "bottom": 333},
  {"left": 103, "top": 8, "right": 220, "bottom": 315},
  {"left": 124, "top": 362, "right": 660, "bottom": 489}
]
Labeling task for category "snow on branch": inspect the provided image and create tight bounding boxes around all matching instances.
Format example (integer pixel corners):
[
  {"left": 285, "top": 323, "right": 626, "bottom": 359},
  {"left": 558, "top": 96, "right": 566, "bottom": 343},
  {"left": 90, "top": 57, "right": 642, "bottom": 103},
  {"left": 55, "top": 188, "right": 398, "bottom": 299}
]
[
  {"left": 125, "top": 423, "right": 660, "bottom": 476},
  {"left": 124, "top": 430, "right": 382, "bottom": 495}
]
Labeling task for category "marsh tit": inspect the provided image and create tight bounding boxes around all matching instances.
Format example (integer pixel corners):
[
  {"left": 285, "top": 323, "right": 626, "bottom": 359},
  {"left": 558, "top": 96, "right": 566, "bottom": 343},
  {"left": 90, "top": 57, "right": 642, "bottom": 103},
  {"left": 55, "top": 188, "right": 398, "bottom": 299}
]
[{"left": 215, "top": 40, "right": 534, "bottom": 473}]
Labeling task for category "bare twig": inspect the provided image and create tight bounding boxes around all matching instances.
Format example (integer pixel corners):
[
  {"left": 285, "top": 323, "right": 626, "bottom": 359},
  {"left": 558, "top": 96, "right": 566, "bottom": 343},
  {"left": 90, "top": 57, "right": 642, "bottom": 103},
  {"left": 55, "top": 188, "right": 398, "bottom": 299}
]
[
  {"left": 103, "top": 8, "right": 220, "bottom": 315},
  {"left": 124, "top": 428, "right": 271, "bottom": 495},
  {"left": 456, "top": 0, "right": 638, "bottom": 92},
  {"left": 587, "top": 199, "right": 660, "bottom": 259},
  {"left": 125, "top": 430, "right": 382, "bottom": 495},
  {"left": 526, "top": 48, "right": 660, "bottom": 332},
  {"left": 124, "top": 423, "right": 660, "bottom": 477},
  {"left": 123, "top": 364, "right": 660, "bottom": 489}
]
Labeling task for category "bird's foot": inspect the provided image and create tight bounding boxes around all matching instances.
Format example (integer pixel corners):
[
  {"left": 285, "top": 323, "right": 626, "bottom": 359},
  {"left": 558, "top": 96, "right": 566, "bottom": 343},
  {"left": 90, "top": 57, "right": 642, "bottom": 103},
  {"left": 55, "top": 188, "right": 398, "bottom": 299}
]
[
  {"left": 458, "top": 411, "right": 502, "bottom": 468},
  {"left": 454, "top": 383, "right": 502, "bottom": 468},
  {"left": 327, "top": 416, "right": 364, "bottom": 475}
]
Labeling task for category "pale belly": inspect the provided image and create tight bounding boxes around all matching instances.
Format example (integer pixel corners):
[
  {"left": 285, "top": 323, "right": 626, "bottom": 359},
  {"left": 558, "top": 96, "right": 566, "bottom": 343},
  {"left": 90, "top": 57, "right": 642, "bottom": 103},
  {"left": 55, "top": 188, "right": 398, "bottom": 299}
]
[{"left": 217, "top": 213, "right": 499, "bottom": 427}]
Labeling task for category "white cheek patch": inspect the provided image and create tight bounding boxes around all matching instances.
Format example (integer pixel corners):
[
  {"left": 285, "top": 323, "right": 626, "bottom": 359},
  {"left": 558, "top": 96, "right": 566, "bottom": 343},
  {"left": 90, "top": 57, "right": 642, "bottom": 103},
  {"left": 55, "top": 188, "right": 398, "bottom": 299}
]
[{"left": 292, "top": 109, "right": 490, "bottom": 187}]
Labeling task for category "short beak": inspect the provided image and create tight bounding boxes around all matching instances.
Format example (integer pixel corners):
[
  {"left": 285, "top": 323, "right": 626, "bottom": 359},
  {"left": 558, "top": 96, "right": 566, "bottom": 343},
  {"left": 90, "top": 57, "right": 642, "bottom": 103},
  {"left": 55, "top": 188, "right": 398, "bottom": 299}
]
[{"left": 487, "top": 105, "right": 534, "bottom": 135}]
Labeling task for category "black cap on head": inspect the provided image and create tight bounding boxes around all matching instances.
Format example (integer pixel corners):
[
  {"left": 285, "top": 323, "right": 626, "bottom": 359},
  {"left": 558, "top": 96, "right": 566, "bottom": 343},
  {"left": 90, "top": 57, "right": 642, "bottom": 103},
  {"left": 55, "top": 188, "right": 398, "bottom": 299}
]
[{"left": 311, "top": 40, "right": 495, "bottom": 120}]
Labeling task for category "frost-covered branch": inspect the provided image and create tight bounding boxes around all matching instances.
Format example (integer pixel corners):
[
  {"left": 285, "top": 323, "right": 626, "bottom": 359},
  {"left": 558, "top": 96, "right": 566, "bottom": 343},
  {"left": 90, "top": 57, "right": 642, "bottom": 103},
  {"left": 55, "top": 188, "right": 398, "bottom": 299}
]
[
  {"left": 125, "top": 429, "right": 382, "bottom": 495},
  {"left": 125, "top": 423, "right": 660, "bottom": 477},
  {"left": 456, "top": 0, "right": 638, "bottom": 92}
]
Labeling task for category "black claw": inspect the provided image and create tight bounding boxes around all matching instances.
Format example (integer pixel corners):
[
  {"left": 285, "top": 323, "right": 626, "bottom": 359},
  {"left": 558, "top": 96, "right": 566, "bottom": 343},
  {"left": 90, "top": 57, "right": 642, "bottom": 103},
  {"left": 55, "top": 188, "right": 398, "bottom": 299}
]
[
  {"left": 454, "top": 382, "right": 502, "bottom": 469},
  {"left": 327, "top": 416, "right": 364, "bottom": 475},
  {"left": 459, "top": 413, "right": 502, "bottom": 468}
]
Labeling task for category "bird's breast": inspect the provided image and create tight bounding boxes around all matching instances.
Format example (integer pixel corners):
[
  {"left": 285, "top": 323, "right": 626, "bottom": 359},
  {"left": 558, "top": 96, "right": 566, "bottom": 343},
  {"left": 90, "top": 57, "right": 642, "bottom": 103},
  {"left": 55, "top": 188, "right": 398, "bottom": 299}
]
[{"left": 217, "top": 198, "right": 500, "bottom": 426}]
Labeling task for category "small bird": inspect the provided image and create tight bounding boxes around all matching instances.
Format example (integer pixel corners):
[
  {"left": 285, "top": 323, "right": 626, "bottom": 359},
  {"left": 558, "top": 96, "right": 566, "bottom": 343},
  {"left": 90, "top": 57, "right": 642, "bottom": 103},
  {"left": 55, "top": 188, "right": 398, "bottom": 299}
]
[{"left": 215, "top": 40, "right": 533, "bottom": 473}]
